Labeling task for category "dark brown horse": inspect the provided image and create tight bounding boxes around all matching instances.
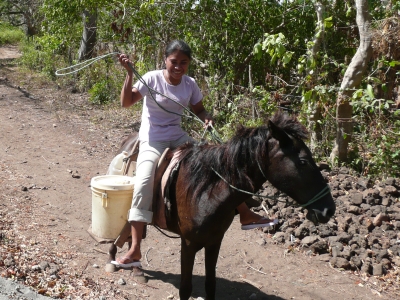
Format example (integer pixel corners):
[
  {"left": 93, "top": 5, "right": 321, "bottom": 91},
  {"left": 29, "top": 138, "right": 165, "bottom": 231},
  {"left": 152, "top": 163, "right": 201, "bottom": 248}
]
[{"left": 116, "top": 112, "right": 335, "bottom": 300}]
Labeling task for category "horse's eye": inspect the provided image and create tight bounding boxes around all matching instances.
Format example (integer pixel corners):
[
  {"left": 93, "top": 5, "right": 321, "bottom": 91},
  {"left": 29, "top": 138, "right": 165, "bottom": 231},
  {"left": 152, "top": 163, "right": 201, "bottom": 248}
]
[{"left": 299, "top": 159, "right": 307, "bottom": 166}]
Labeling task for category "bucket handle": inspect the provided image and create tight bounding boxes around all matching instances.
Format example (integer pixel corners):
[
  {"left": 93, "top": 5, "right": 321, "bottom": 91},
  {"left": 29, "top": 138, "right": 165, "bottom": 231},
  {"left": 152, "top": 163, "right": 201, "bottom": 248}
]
[{"left": 101, "top": 192, "right": 108, "bottom": 208}]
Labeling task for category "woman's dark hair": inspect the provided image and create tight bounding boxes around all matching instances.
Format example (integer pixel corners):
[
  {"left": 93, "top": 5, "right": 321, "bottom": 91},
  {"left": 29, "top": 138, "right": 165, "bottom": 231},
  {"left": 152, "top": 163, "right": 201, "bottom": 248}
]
[{"left": 165, "top": 40, "right": 192, "bottom": 60}]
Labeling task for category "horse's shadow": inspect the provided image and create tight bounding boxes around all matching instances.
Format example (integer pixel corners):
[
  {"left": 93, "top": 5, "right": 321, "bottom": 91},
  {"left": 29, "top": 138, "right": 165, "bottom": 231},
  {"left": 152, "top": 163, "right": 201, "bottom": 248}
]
[{"left": 144, "top": 269, "right": 285, "bottom": 300}]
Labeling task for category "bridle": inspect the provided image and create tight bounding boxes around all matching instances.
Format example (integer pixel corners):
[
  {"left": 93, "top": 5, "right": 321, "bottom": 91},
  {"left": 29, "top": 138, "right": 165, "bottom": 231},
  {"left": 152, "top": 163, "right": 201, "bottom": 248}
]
[{"left": 211, "top": 165, "right": 331, "bottom": 209}]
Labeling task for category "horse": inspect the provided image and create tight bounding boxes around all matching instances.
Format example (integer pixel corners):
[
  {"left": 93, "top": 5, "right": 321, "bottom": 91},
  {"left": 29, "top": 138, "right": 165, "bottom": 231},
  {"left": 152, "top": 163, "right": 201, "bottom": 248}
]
[{"left": 112, "top": 111, "right": 335, "bottom": 300}]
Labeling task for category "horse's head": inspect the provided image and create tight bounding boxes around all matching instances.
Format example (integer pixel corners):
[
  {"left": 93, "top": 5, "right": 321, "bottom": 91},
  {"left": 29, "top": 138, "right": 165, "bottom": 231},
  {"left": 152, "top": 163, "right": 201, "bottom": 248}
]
[{"left": 266, "top": 114, "right": 335, "bottom": 224}]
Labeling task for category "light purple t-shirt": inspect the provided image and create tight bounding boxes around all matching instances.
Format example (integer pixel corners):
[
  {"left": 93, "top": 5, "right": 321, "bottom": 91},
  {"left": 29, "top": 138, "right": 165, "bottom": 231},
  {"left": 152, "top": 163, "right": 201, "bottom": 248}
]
[{"left": 134, "top": 70, "right": 203, "bottom": 141}]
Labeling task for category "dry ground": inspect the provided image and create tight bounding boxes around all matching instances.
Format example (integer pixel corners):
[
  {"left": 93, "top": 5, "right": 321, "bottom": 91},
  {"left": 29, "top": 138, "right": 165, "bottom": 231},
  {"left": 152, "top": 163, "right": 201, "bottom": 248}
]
[{"left": 0, "top": 45, "right": 396, "bottom": 299}]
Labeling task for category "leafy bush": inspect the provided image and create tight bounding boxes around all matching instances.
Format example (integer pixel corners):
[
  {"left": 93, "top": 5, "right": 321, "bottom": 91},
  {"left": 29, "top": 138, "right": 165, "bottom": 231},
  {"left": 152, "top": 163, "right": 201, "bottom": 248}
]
[
  {"left": 19, "top": 35, "right": 67, "bottom": 79},
  {"left": 0, "top": 22, "right": 24, "bottom": 45},
  {"left": 89, "top": 80, "right": 115, "bottom": 105}
]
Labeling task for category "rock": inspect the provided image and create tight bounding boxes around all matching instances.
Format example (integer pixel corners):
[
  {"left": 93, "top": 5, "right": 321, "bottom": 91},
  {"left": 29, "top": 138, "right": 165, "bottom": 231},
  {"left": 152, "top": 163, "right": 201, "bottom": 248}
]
[
  {"left": 372, "top": 263, "right": 383, "bottom": 276},
  {"left": 384, "top": 178, "right": 396, "bottom": 186},
  {"left": 381, "top": 197, "right": 391, "bottom": 207},
  {"left": 39, "top": 261, "right": 50, "bottom": 271},
  {"left": 117, "top": 278, "right": 126, "bottom": 285},
  {"left": 347, "top": 225, "right": 359, "bottom": 235},
  {"left": 331, "top": 246, "right": 340, "bottom": 258},
  {"left": 256, "top": 238, "right": 266, "bottom": 246},
  {"left": 357, "top": 178, "right": 372, "bottom": 189},
  {"left": 392, "top": 256, "right": 400, "bottom": 266},
  {"left": 330, "top": 257, "right": 351, "bottom": 269},
  {"left": 294, "top": 225, "right": 309, "bottom": 239},
  {"left": 350, "top": 235, "right": 368, "bottom": 249},
  {"left": 336, "top": 233, "right": 352, "bottom": 244},
  {"left": 350, "top": 256, "right": 363, "bottom": 268},
  {"left": 373, "top": 212, "right": 390, "bottom": 226},
  {"left": 310, "top": 240, "right": 328, "bottom": 254},
  {"left": 347, "top": 205, "right": 361, "bottom": 214},
  {"left": 381, "top": 258, "right": 391, "bottom": 270},
  {"left": 361, "top": 261, "right": 372, "bottom": 274},
  {"left": 105, "top": 263, "right": 118, "bottom": 273},
  {"left": 394, "top": 221, "right": 400, "bottom": 229},
  {"left": 301, "top": 236, "right": 320, "bottom": 246},
  {"left": 349, "top": 192, "right": 363, "bottom": 206},
  {"left": 340, "top": 247, "right": 352, "bottom": 260},
  {"left": 317, "top": 253, "right": 331, "bottom": 262},
  {"left": 375, "top": 249, "right": 389, "bottom": 262},
  {"left": 273, "top": 232, "right": 285, "bottom": 243},
  {"left": 383, "top": 185, "right": 399, "bottom": 197},
  {"left": 363, "top": 218, "right": 375, "bottom": 231},
  {"left": 316, "top": 224, "right": 334, "bottom": 237}
]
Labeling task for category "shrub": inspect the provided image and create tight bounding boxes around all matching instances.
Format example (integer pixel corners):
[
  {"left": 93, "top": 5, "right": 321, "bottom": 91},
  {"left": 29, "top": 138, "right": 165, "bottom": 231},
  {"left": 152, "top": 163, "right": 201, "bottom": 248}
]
[{"left": 0, "top": 22, "right": 24, "bottom": 45}]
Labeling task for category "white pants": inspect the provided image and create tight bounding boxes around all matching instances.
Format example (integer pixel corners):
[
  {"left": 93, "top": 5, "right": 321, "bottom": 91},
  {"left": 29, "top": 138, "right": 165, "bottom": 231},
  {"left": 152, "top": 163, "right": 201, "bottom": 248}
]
[{"left": 128, "top": 134, "right": 194, "bottom": 223}]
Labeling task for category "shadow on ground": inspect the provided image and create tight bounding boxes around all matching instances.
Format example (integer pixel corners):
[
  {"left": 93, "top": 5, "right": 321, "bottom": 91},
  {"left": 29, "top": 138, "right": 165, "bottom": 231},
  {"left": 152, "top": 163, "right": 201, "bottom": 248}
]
[{"left": 144, "top": 269, "right": 285, "bottom": 300}]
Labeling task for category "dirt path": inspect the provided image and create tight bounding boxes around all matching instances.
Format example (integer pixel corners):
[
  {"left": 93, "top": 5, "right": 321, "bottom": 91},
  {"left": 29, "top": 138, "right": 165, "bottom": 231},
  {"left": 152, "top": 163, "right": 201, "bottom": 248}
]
[{"left": 0, "top": 46, "right": 394, "bottom": 299}]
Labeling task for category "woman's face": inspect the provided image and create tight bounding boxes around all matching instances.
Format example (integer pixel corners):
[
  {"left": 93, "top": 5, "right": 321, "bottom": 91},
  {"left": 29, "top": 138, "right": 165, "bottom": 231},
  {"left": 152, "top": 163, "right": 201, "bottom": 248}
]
[{"left": 164, "top": 50, "right": 190, "bottom": 84}]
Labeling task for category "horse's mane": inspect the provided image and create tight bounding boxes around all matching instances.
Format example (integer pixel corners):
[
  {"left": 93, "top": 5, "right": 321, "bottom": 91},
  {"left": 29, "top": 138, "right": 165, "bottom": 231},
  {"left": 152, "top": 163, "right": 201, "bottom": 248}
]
[{"left": 178, "top": 111, "right": 308, "bottom": 202}]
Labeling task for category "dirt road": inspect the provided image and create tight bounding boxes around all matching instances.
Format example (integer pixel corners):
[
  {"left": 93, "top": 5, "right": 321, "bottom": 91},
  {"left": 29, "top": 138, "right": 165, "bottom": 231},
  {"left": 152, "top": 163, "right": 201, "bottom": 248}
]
[{"left": 0, "top": 46, "right": 394, "bottom": 299}]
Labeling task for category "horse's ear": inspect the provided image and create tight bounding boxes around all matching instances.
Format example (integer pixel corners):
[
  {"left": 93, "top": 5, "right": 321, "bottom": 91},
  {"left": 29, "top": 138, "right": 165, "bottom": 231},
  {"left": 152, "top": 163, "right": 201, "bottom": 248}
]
[{"left": 268, "top": 120, "right": 292, "bottom": 147}]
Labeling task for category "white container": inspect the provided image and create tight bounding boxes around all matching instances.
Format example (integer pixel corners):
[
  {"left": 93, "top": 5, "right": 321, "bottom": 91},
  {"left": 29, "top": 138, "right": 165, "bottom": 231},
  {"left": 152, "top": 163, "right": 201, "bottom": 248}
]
[
  {"left": 90, "top": 175, "right": 135, "bottom": 239},
  {"left": 107, "top": 151, "right": 129, "bottom": 175}
]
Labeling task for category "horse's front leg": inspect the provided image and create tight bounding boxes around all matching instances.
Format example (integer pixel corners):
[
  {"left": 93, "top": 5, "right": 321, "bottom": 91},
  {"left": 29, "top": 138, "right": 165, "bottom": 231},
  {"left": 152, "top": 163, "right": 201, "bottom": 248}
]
[
  {"left": 180, "top": 238, "right": 197, "bottom": 300},
  {"left": 204, "top": 240, "right": 222, "bottom": 300}
]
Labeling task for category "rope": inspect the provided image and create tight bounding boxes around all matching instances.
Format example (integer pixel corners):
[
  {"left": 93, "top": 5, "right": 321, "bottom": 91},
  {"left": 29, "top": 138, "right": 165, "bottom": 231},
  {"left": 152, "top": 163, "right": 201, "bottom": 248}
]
[
  {"left": 55, "top": 52, "right": 223, "bottom": 144},
  {"left": 153, "top": 225, "right": 180, "bottom": 239},
  {"left": 56, "top": 53, "right": 331, "bottom": 210},
  {"left": 55, "top": 52, "right": 118, "bottom": 76},
  {"left": 211, "top": 166, "right": 331, "bottom": 208}
]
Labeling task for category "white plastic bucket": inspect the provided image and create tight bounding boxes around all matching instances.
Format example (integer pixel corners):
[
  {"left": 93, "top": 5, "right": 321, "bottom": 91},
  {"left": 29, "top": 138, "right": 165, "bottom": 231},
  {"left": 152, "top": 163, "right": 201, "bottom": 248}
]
[{"left": 90, "top": 175, "right": 135, "bottom": 239}]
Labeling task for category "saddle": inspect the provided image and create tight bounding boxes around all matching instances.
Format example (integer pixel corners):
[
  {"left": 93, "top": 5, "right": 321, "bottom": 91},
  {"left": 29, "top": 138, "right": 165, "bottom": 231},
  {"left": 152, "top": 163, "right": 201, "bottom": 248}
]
[{"left": 113, "top": 139, "right": 182, "bottom": 248}]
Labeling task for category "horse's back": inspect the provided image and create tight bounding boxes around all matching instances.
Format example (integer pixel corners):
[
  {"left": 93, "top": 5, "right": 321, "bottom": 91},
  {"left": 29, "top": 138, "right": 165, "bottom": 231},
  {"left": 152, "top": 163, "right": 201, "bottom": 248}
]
[{"left": 118, "top": 132, "right": 139, "bottom": 154}]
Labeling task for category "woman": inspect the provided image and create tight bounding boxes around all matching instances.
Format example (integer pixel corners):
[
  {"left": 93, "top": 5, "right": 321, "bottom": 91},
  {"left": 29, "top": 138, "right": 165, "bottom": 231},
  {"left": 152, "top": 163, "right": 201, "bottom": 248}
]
[{"left": 114, "top": 40, "right": 274, "bottom": 267}]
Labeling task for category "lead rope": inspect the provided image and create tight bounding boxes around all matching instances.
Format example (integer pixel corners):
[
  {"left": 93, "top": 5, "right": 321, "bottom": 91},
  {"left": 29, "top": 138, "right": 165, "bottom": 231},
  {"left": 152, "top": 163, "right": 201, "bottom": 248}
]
[
  {"left": 56, "top": 54, "right": 330, "bottom": 209},
  {"left": 211, "top": 166, "right": 331, "bottom": 208},
  {"left": 56, "top": 52, "right": 223, "bottom": 144}
]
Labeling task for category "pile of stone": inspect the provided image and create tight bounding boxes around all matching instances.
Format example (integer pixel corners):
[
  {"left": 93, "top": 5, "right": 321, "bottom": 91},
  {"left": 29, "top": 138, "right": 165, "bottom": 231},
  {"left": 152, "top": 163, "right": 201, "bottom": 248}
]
[{"left": 256, "top": 167, "right": 400, "bottom": 276}]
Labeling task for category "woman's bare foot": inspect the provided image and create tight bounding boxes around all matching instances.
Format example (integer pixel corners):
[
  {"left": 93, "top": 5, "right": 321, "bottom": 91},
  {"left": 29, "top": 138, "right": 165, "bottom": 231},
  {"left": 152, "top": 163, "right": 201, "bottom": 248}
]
[{"left": 116, "top": 244, "right": 141, "bottom": 264}]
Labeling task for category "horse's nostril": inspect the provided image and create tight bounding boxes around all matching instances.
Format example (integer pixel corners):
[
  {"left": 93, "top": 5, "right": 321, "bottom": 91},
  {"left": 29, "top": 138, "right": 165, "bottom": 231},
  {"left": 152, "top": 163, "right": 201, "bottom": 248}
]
[{"left": 324, "top": 207, "right": 336, "bottom": 217}]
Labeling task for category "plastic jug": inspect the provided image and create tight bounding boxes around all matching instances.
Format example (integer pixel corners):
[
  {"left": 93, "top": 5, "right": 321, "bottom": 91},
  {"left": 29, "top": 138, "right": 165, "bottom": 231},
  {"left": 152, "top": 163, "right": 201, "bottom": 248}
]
[{"left": 107, "top": 151, "right": 128, "bottom": 175}]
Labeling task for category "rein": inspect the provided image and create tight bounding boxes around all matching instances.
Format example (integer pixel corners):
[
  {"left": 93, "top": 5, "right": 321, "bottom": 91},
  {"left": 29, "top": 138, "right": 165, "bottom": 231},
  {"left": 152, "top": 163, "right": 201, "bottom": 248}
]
[{"left": 211, "top": 166, "right": 331, "bottom": 208}]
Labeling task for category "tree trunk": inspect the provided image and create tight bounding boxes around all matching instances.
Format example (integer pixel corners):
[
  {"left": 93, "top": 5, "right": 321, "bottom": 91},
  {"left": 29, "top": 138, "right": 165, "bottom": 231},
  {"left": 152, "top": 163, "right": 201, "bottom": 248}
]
[
  {"left": 78, "top": 9, "right": 97, "bottom": 61},
  {"left": 330, "top": 0, "right": 373, "bottom": 164},
  {"left": 308, "top": 2, "right": 325, "bottom": 152}
]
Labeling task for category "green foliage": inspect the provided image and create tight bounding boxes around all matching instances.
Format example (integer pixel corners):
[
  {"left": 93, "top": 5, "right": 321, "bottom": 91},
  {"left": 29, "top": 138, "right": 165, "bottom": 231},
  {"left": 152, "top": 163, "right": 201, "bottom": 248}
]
[
  {"left": 253, "top": 33, "right": 294, "bottom": 67},
  {"left": 19, "top": 35, "right": 66, "bottom": 78},
  {"left": 89, "top": 80, "right": 113, "bottom": 105},
  {"left": 11, "top": 0, "right": 400, "bottom": 179},
  {"left": 349, "top": 84, "right": 400, "bottom": 178},
  {"left": 0, "top": 22, "right": 24, "bottom": 45},
  {"left": 252, "top": 86, "right": 278, "bottom": 116}
]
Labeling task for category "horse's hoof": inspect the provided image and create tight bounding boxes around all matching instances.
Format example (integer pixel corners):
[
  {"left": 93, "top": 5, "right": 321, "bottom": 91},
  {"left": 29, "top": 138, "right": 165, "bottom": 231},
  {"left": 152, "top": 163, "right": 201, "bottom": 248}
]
[
  {"left": 105, "top": 263, "right": 118, "bottom": 273},
  {"left": 131, "top": 267, "right": 148, "bottom": 283}
]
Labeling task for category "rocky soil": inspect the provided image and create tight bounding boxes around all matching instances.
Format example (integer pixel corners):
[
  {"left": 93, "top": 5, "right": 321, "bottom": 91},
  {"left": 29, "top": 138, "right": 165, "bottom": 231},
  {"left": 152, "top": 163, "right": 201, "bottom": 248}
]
[{"left": 257, "top": 170, "right": 400, "bottom": 283}]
